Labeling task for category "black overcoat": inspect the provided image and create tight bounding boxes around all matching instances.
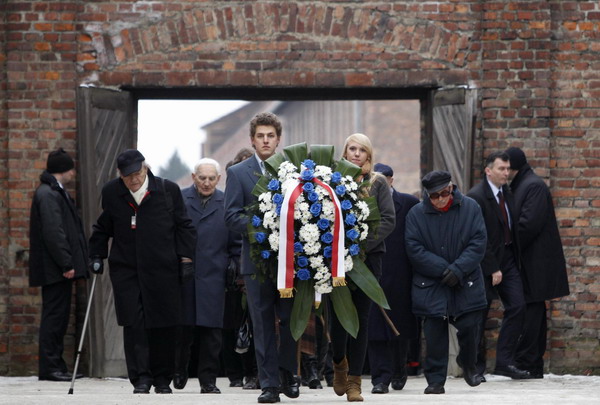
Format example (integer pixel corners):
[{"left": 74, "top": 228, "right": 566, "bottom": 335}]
[
  {"left": 180, "top": 186, "right": 241, "bottom": 328},
  {"left": 509, "top": 164, "right": 570, "bottom": 302},
  {"left": 368, "top": 189, "right": 419, "bottom": 341},
  {"left": 467, "top": 178, "right": 521, "bottom": 300},
  {"left": 89, "top": 170, "right": 196, "bottom": 328},
  {"left": 29, "top": 171, "right": 88, "bottom": 286}
]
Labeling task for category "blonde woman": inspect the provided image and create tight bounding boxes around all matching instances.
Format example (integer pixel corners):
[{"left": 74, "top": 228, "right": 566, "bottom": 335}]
[{"left": 330, "top": 133, "right": 396, "bottom": 401}]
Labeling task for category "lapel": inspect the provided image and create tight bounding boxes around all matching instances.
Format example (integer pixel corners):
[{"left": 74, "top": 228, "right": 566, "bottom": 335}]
[
  {"left": 483, "top": 179, "right": 506, "bottom": 226},
  {"left": 244, "top": 156, "right": 262, "bottom": 184},
  {"left": 187, "top": 188, "right": 220, "bottom": 221}
]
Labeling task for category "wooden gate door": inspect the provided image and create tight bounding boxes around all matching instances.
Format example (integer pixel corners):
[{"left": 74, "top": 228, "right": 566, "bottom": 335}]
[
  {"left": 77, "top": 87, "right": 135, "bottom": 377},
  {"left": 429, "top": 87, "right": 477, "bottom": 191}
]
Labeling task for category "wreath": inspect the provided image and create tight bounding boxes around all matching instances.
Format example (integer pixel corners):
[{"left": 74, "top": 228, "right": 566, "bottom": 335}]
[{"left": 246, "top": 143, "right": 389, "bottom": 340}]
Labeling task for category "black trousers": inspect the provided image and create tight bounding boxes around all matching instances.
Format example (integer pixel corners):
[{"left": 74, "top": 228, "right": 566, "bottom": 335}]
[
  {"left": 368, "top": 336, "right": 410, "bottom": 386},
  {"left": 175, "top": 325, "right": 223, "bottom": 385},
  {"left": 39, "top": 279, "right": 73, "bottom": 376},
  {"left": 422, "top": 310, "right": 482, "bottom": 386},
  {"left": 515, "top": 301, "right": 547, "bottom": 373},
  {"left": 123, "top": 296, "right": 177, "bottom": 388}
]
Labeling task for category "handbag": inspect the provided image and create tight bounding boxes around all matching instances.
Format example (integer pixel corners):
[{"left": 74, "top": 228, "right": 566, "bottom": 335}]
[{"left": 235, "top": 311, "right": 252, "bottom": 354}]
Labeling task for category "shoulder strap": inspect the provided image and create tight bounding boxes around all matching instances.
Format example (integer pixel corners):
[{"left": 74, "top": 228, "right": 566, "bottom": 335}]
[{"left": 159, "top": 177, "right": 174, "bottom": 213}]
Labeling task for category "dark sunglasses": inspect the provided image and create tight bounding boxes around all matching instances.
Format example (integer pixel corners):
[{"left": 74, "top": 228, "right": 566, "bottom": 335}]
[{"left": 428, "top": 189, "right": 451, "bottom": 200}]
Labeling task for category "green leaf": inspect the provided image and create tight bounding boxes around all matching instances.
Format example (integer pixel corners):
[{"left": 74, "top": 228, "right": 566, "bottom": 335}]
[
  {"left": 334, "top": 158, "right": 362, "bottom": 179},
  {"left": 251, "top": 175, "right": 271, "bottom": 197},
  {"left": 347, "top": 257, "right": 390, "bottom": 309},
  {"left": 330, "top": 285, "right": 359, "bottom": 338},
  {"left": 290, "top": 280, "right": 314, "bottom": 341},
  {"left": 283, "top": 143, "right": 308, "bottom": 169},
  {"left": 309, "top": 144, "right": 335, "bottom": 167},
  {"left": 264, "top": 152, "right": 286, "bottom": 177},
  {"left": 363, "top": 196, "right": 381, "bottom": 222}
]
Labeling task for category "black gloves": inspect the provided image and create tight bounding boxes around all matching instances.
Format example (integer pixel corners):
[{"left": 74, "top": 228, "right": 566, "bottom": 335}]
[
  {"left": 441, "top": 268, "right": 459, "bottom": 287},
  {"left": 90, "top": 257, "right": 104, "bottom": 275},
  {"left": 179, "top": 261, "right": 194, "bottom": 283},
  {"left": 226, "top": 256, "right": 241, "bottom": 292}
]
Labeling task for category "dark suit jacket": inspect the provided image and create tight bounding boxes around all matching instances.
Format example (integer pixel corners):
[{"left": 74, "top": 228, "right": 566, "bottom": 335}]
[{"left": 467, "top": 178, "right": 520, "bottom": 299}]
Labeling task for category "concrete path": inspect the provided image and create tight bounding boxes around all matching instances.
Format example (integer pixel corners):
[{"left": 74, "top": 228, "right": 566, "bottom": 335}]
[{"left": 2, "top": 374, "right": 599, "bottom": 405}]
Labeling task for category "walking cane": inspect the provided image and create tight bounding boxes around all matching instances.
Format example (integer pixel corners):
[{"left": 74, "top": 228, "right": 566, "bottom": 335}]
[{"left": 68, "top": 273, "right": 98, "bottom": 394}]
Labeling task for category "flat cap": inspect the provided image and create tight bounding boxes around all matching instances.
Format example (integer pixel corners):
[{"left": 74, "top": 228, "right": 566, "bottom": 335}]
[
  {"left": 421, "top": 170, "right": 452, "bottom": 194},
  {"left": 117, "top": 149, "right": 145, "bottom": 176},
  {"left": 505, "top": 146, "right": 527, "bottom": 170},
  {"left": 374, "top": 163, "right": 393, "bottom": 177}
]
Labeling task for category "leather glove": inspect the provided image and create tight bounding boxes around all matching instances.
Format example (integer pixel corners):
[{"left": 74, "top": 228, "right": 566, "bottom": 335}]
[
  {"left": 441, "top": 268, "right": 459, "bottom": 287},
  {"left": 179, "top": 261, "right": 194, "bottom": 283},
  {"left": 226, "top": 256, "right": 240, "bottom": 291},
  {"left": 90, "top": 257, "right": 104, "bottom": 275}
]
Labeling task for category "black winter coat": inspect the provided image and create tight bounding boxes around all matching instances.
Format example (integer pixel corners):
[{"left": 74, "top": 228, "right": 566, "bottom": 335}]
[
  {"left": 29, "top": 171, "right": 88, "bottom": 286},
  {"left": 88, "top": 170, "right": 196, "bottom": 328},
  {"left": 405, "top": 187, "right": 487, "bottom": 318},
  {"left": 368, "top": 189, "right": 419, "bottom": 341},
  {"left": 509, "top": 164, "right": 570, "bottom": 302}
]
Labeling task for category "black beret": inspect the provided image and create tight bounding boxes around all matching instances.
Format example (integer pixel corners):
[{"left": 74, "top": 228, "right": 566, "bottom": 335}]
[
  {"left": 374, "top": 163, "right": 393, "bottom": 177},
  {"left": 421, "top": 170, "right": 452, "bottom": 194},
  {"left": 505, "top": 146, "right": 527, "bottom": 170},
  {"left": 46, "top": 148, "right": 74, "bottom": 174},
  {"left": 117, "top": 149, "right": 145, "bottom": 176}
]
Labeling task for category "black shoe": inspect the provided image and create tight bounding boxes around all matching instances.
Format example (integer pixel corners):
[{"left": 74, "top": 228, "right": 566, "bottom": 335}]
[
  {"left": 173, "top": 372, "right": 188, "bottom": 390},
  {"left": 308, "top": 377, "right": 322, "bottom": 389},
  {"left": 258, "top": 387, "right": 280, "bottom": 403},
  {"left": 463, "top": 367, "right": 483, "bottom": 387},
  {"left": 230, "top": 379, "right": 244, "bottom": 387},
  {"left": 493, "top": 365, "right": 533, "bottom": 380},
  {"left": 39, "top": 371, "right": 72, "bottom": 382},
  {"left": 391, "top": 374, "right": 407, "bottom": 390},
  {"left": 201, "top": 383, "right": 221, "bottom": 394},
  {"left": 133, "top": 382, "right": 151, "bottom": 394},
  {"left": 154, "top": 385, "right": 173, "bottom": 394},
  {"left": 244, "top": 376, "right": 260, "bottom": 390},
  {"left": 279, "top": 369, "right": 300, "bottom": 398},
  {"left": 371, "top": 383, "right": 389, "bottom": 394},
  {"left": 480, "top": 374, "right": 487, "bottom": 383},
  {"left": 424, "top": 383, "right": 445, "bottom": 394}
]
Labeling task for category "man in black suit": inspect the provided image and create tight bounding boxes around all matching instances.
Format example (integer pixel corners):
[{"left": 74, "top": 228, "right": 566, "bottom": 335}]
[
  {"left": 224, "top": 112, "right": 299, "bottom": 404},
  {"left": 467, "top": 151, "right": 531, "bottom": 380}
]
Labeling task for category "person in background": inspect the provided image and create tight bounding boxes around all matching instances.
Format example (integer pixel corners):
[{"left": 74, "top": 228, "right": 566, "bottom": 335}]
[
  {"left": 405, "top": 170, "right": 487, "bottom": 395},
  {"left": 505, "top": 147, "right": 570, "bottom": 378},
  {"left": 330, "top": 133, "right": 396, "bottom": 402},
  {"left": 467, "top": 152, "right": 530, "bottom": 380},
  {"left": 367, "top": 163, "right": 419, "bottom": 394},
  {"left": 224, "top": 113, "right": 299, "bottom": 404},
  {"left": 29, "top": 148, "right": 88, "bottom": 382},
  {"left": 173, "top": 158, "right": 241, "bottom": 394},
  {"left": 88, "top": 149, "right": 196, "bottom": 394}
]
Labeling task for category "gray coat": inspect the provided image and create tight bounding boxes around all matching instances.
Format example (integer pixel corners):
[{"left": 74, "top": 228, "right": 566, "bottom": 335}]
[
  {"left": 405, "top": 187, "right": 487, "bottom": 318},
  {"left": 181, "top": 186, "right": 241, "bottom": 328}
]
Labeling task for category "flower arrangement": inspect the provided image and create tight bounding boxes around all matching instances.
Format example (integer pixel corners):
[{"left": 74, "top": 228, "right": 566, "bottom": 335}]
[{"left": 246, "top": 143, "right": 389, "bottom": 339}]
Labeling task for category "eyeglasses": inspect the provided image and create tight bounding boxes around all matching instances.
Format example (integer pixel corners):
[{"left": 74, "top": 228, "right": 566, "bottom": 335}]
[{"left": 428, "top": 189, "right": 451, "bottom": 200}]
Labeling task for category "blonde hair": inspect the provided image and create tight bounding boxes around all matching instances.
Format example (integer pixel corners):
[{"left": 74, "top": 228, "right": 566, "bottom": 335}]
[{"left": 342, "top": 133, "right": 374, "bottom": 177}]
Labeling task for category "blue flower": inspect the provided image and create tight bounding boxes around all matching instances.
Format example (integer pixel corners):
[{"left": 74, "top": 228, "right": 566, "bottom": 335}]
[
  {"left": 297, "top": 256, "right": 309, "bottom": 268},
  {"left": 302, "top": 159, "right": 316, "bottom": 170},
  {"left": 252, "top": 215, "right": 262, "bottom": 227},
  {"left": 267, "top": 179, "right": 280, "bottom": 191},
  {"left": 309, "top": 202, "right": 322, "bottom": 217},
  {"left": 272, "top": 193, "right": 284, "bottom": 205},
  {"left": 296, "top": 268, "right": 311, "bottom": 280},
  {"left": 275, "top": 205, "right": 281, "bottom": 216},
  {"left": 341, "top": 200, "right": 353, "bottom": 210},
  {"left": 335, "top": 185, "right": 346, "bottom": 196},
  {"left": 349, "top": 244, "right": 360, "bottom": 256},
  {"left": 307, "top": 191, "right": 319, "bottom": 202},
  {"left": 331, "top": 172, "right": 342, "bottom": 183},
  {"left": 255, "top": 232, "right": 266, "bottom": 243},
  {"left": 294, "top": 242, "right": 304, "bottom": 253},
  {"left": 346, "top": 229, "right": 359, "bottom": 241},
  {"left": 345, "top": 213, "right": 357, "bottom": 226},
  {"left": 301, "top": 169, "right": 314, "bottom": 181},
  {"left": 317, "top": 218, "right": 330, "bottom": 230},
  {"left": 302, "top": 182, "right": 314, "bottom": 192},
  {"left": 324, "top": 246, "right": 332, "bottom": 258},
  {"left": 261, "top": 250, "right": 271, "bottom": 259},
  {"left": 321, "top": 232, "right": 334, "bottom": 244}
]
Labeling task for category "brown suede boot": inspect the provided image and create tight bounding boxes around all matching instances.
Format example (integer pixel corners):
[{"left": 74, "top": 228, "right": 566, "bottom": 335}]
[
  {"left": 346, "top": 375, "right": 364, "bottom": 402},
  {"left": 333, "top": 357, "right": 349, "bottom": 396}
]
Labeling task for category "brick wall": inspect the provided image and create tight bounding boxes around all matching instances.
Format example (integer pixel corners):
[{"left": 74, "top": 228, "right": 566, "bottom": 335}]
[{"left": 1, "top": 0, "right": 598, "bottom": 375}]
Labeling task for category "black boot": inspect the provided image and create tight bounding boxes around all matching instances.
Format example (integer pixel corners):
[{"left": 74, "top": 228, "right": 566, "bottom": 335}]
[{"left": 301, "top": 353, "right": 322, "bottom": 389}]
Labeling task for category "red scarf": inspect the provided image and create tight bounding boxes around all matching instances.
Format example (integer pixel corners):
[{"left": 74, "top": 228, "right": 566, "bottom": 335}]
[{"left": 434, "top": 195, "right": 454, "bottom": 213}]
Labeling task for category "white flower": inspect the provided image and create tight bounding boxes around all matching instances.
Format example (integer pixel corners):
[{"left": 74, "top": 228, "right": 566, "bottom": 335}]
[
  {"left": 268, "top": 231, "right": 279, "bottom": 251},
  {"left": 360, "top": 224, "right": 369, "bottom": 241},
  {"left": 310, "top": 256, "right": 324, "bottom": 268},
  {"left": 304, "top": 241, "right": 321, "bottom": 256},
  {"left": 299, "top": 223, "right": 319, "bottom": 243},
  {"left": 315, "top": 281, "right": 333, "bottom": 294},
  {"left": 345, "top": 255, "right": 354, "bottom": 271},
  {"left": 263, "top": 211, "right": 278, "bottom": 230}
]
